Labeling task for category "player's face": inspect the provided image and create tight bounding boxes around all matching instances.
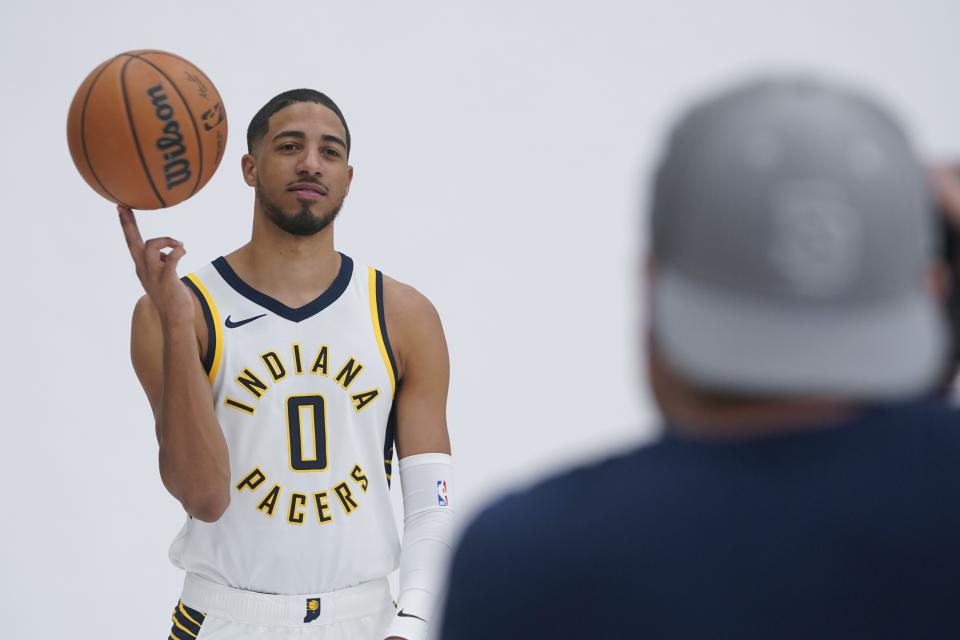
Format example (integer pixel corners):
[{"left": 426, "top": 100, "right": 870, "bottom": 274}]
[{"left": 245, "top": 102, "right": 353, "bottom": 236}]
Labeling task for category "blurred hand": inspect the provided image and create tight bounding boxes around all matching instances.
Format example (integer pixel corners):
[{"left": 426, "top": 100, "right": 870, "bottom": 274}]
[{"left": 119, "top": 205, "right": 194, "bottom": 326}]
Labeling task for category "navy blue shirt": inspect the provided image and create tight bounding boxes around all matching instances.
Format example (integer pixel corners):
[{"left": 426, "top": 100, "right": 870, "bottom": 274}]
[{"left": 441, "top": 403, "right": 960, "bottom": 639}]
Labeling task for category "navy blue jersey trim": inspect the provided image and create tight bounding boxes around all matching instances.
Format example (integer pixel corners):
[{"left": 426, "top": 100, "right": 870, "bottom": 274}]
[
  {"left": 374, "top": 270, "right": 399, "bottom": 384},
  {"left": 181, "top": 602, "right": 206, "bottom": 624},
  {"left": 170, "top": 623, "right": 194, "bottom": 640},
  {"left": 384, "top": 399, "right": 397, "bottom": 488},
  {"left": 169, "top": 600, "right": 206, "bottom": 639},
  {"left": 173, "top": 609, "right": 201, "bottom": 636},
  {"left": 212, "top": 254, "right": 353, "bottom": 322},
  {"left": 182, "top": 276, "right": 216, "bottom": 374}
]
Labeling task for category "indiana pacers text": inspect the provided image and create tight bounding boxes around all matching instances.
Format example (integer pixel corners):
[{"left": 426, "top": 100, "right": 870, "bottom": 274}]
[
  {"left": 225, "top": 343, "right": 382, "bottom": 526},
  {"left": 236, "top": 463, "right": 370, "bottom": 526}
]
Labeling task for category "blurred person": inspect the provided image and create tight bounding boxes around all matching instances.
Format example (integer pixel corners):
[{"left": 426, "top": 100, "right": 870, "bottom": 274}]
[
  {"left": 441, "top": 77, "right": 960, "bottom": 639},
  {"left": 121, "top": 89, "right": 454, "bottom": 640},
  {"left": 932, "top": 163, "right": 960, "bottom": 391}
]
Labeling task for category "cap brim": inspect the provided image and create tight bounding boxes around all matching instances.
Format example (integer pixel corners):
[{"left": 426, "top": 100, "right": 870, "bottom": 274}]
[{"left": 653, "top": 269, "right": 947, "bottom": 398}]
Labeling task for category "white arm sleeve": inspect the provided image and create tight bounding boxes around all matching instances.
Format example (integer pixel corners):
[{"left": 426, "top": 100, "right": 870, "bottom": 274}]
[{"left": 382, "top": 452, "right": 455, "bottom": 640}]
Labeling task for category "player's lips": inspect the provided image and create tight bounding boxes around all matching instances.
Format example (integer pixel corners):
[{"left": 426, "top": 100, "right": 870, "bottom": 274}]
[{"left": 287, "top": 183, "right": 328, "bottom": 200}]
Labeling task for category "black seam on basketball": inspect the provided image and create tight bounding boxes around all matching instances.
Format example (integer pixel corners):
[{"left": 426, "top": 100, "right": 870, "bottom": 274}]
[
  {"left": 129, "top": 53, "right": 205, "bottom": 196},
  {"left": 134, "top": 51, "right": 227, "bottom": 169},
  {"left": 134, "top": 50, "right": 220, "bottom": 89},
  {"left": 79, "top": 56, "right": 126, "bottom": 206},
  {"left": 120, "top": 56, "right": 166, "bottom": 208}
]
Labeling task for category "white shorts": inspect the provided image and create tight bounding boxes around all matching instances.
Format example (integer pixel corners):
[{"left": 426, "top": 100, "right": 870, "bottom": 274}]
[{"left": 168, "top": 573, "right": 395, "bottom": 639}]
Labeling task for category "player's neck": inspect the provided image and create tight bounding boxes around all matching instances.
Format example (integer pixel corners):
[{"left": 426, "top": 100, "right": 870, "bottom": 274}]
[{"left": 225, "top": 217, "right": 341, "bottom": 308}]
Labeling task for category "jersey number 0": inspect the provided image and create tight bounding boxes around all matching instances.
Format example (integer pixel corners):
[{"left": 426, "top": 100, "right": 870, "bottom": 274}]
[{"left": 286, "top": 395, "right": 328, "bottom": 471}]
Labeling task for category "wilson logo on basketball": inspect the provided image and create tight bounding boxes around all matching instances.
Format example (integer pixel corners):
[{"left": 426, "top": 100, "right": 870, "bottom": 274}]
[{"left": 146, "top": 83, "right": 192, "bottom": 190}]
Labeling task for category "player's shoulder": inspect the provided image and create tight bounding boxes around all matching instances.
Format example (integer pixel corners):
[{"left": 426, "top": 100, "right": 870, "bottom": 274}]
[
  {"left": 131, "top": 257, "right": 218, "bottom": 344},
  {"left": 378, "top": 272, "right": 445, "bottom": 366},
  {"left": 379, "top": 272, "right": 441, "bottom": 324}
]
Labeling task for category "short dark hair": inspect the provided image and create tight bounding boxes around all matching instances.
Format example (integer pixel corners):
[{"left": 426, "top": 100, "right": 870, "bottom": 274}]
[{"left": 246, "top": 89, "right": 351, "bottom": 156}]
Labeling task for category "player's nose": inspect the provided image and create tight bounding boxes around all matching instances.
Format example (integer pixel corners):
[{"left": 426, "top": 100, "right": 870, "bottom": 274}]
[{"left": 295, "top": 148, "right": 324, "bottom": 176}]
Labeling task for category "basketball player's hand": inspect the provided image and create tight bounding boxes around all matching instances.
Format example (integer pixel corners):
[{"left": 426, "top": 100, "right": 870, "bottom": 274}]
[{"left": 118, "top": 205, "right": 194, "bottom": 326}]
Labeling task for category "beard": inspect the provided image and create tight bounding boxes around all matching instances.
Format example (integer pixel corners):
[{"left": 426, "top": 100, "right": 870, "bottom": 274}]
[{"left": 257, "top": 177, "right": 344, "bottom": 236}]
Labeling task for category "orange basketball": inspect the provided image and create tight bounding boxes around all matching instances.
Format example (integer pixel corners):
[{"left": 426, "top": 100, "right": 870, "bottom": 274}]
[{"left": 67, "top": 50, "right": 228, "bottom": 210}]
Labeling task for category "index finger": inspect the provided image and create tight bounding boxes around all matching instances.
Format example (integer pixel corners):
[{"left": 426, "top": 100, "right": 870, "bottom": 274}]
[{"left": 118, "top": 204, "right": 146, "bottom": 254}]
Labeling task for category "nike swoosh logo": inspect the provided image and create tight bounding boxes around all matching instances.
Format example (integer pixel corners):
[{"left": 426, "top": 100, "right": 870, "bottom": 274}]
[
  {"left": 397, "top": 609, "right": 427, "bottom": 623},
  {"left": 224, "top": 313, "right": 267, "bottom": 328}
]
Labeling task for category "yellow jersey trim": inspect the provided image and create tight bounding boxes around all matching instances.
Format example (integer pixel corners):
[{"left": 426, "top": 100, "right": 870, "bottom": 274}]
[
  {"left": 170, "top": 614, "right": 198, "bottom": 638},
  {"left": 368, "top": 267, "right": 396, "bottom": 396},
  {"left": 185, "top": 273, "right": 223, "bottom": 384},
  {"left": 178, "top": 602, "right": 202, "bottom": 628}
]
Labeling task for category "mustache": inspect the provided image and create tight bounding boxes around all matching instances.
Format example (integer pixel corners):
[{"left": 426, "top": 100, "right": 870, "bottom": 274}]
[{"left": 287, "top": 177, "right": 328, "bottom": 190}]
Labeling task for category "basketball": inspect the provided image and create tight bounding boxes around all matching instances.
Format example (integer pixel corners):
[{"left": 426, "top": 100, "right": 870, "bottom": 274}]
[{"left": 67, "top": 50, "right": 228, "bottom": 210}]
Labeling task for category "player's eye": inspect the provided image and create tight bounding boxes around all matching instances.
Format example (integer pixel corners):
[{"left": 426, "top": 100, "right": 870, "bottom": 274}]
[
  {"left": 278, "top": 143, "right": 300, "bottom": 152},
  {"left": 323, "top": 147, "right": 342, "bottom": 158}
]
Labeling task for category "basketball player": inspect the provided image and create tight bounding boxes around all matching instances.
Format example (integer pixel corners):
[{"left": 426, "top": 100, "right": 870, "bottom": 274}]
[
  {"left": 441, "top": 78, "right": 960, "bottom": 638},
  {"left": 120, "top": 90, "right": 454, "bottom": 640}
]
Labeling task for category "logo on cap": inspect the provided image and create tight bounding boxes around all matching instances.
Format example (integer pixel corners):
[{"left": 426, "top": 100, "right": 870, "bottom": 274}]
[
  {"left": 770, "top": 183, "right": 861, "bottom": 297},
  {"left": 304, "top": 598, "right": 321, "bottom": 623}
]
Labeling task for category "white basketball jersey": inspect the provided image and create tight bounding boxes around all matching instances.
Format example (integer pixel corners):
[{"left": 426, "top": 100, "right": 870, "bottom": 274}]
[{"left": 170, "top": 253, "right": 401, "bottom": 595}]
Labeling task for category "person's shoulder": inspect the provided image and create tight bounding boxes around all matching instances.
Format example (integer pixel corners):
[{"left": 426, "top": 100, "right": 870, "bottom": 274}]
[
  {"left": 380, "top": 273, "right": 440, "bottom": 324},
  {"left": 377, "top": 273, "right": 445, "bottom": 378},
  {"left": 463, "top": 442, "right": 670, "bottom": 542},
  {"left": 862, "top": 401, "right": 960, "bottom": 439},
  {"left": 446, "top": 451, "right": 662, "bottom": 638},
  {"left": 876, "top": 400, "right": 960, "bottom": 451}
]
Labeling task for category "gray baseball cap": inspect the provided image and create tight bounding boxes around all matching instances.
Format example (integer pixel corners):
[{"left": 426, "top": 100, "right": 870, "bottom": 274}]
[{"left": 650, "top": 77, "right": 947, "bottom": 397}]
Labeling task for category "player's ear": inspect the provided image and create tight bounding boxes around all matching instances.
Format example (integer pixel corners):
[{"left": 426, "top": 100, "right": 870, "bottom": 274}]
[
  {"left": 241, "top": 153, "right": 257, "bottom": 187},
  {"left": 344, "top": 164, "right": 354, "bottom": 197}
]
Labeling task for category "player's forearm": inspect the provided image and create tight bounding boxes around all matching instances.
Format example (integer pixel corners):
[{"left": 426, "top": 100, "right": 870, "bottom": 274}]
[
  {"left": 157, "top": 319, "right": 231, "bottom": 522},
  {"left": 383, "top": 453, "right": 455, "bottom": 640}
]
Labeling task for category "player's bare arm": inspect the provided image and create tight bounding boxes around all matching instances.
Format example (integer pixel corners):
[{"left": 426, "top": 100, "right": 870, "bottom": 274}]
[
  {"left": 383, "top": 276, "right": 452, "bottom": 457},
  {"left": 381, "top": 276, "right": 453, "bottom": 640},
  {"left": 121, "top": 206, "right": 231, "bottom": 522}
]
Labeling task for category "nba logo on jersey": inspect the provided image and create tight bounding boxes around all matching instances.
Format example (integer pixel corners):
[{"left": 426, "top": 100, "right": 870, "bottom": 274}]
[{"left": 437, "top": 480, "right": 449, "bottom": 507}]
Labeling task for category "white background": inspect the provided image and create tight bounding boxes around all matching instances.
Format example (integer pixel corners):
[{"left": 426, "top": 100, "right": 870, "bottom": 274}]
[{"left": 1, "top": 1, "right": 958, "bottom": 637}]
